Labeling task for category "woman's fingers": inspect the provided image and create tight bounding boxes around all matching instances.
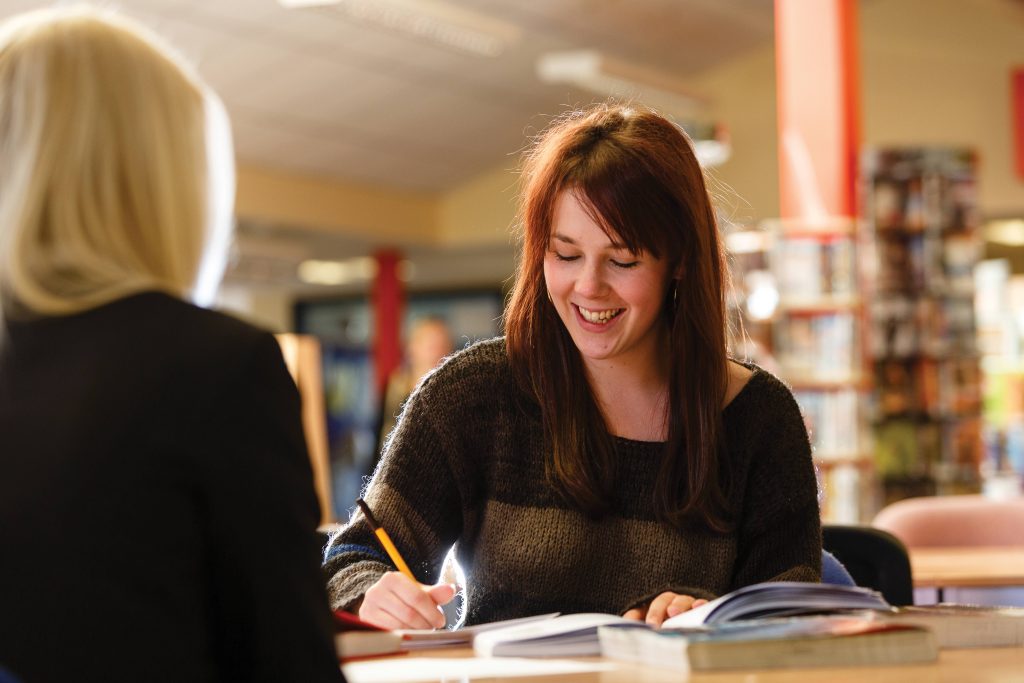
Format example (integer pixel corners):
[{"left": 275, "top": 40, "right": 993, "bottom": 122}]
[
  {"left": 621, "top": 607, "right": 646, "bottom": 621},
  {"left": 427, "top": 582, "right": 457, "bottom": 606},
  {"left": 359, "top": 572, "right": 451, "bottom": 629},
  {"left": 646, "top": 592, "right": 702, "bottom": 626},
  {"left": 644, "top": 592, "right": 674, "bottom": 626}
]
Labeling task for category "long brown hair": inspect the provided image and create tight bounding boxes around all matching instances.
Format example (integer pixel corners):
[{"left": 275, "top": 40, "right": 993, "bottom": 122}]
[{"left": 505, "top": 103, "right": 732, "bottom": 533}]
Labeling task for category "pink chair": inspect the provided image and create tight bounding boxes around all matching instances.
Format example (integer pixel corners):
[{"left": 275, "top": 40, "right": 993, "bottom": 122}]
[
  {"left": 873, "top": 495, "right": 1024, "bottom": 548},
  {"left": 872, "top": 495, "right": 1024, "bottom": 605}
]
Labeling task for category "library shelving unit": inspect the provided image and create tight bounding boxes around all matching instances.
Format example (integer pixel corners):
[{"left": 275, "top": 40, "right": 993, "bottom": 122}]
[
  {"left": 862, "top": 148, "right": 984, "bottom": 504},
  {"left": 761, "top": 217, "right": 875, "bottom": 524},
  {"left": 726, "top": 218, "right": 874, "bottom": 523},
  {"left": 974, "top": 259, "right": 1024, "bottom": 488}
]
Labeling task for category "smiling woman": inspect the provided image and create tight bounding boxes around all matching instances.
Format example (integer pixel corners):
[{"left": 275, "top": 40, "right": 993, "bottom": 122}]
[{"left": 324, "top": 103, "right": 821, "bottom": 632}]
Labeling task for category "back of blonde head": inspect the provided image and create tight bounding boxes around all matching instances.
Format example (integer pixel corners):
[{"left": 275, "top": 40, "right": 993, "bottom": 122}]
[{"left": 0, "top": 5, "right": 209, "bottom": 319}]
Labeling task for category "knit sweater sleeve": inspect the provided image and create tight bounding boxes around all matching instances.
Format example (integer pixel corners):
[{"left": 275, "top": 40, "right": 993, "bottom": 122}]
[
  {"left": 727, "top": 373, "right": 822, "bottom": 591},
  {"left": 323, "top": 351, "right": 472, "bottom": 612}
]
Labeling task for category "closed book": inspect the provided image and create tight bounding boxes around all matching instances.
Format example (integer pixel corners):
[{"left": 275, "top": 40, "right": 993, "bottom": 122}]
[
  {"left": 336, "top": 630, "right": 404, "bottom": 660},
  {"left": 599, "top": 615, "right": 938, "bottom": 671},
  {"left": 878, "top": 604, "right": 1024, "bottom": 648},
  {"left": 333, "top": 610, "right": 403, "bottom": 661},
  {"left": 473, "top": 613, "right": 649, "bottom": 657}
]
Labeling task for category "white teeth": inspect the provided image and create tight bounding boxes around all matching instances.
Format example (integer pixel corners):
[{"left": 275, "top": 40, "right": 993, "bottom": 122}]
[{"left": 578, "top": 306, "right": 622, "bottom": 324}]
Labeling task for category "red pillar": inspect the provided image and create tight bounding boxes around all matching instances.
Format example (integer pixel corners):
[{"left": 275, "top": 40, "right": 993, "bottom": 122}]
[
  {"left": 372, "top": 249, "right": 404, "bottom": 397},
  {"left": 1013, "top": 68, "right": 1024, "bottom": 181},
  {"left": 775, "top": 0, "right": 860, "bottom": 220}
]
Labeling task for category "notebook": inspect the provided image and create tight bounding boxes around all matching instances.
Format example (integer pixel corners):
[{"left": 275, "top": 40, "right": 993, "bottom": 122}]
[
  {"left": 473, "top": 613, "right": 648, "bottom": 657},
  {"left": 334, "top": 609, "right": 560, "bottom": 659}
]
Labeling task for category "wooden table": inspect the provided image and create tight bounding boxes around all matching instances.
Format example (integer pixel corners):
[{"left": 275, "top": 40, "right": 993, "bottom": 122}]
[
  {"left": 342, "top": 646, "right": 1024, "bottom": 682},
  {"left": 909, "top": 546, "right": 1024, "bottom": 603}
]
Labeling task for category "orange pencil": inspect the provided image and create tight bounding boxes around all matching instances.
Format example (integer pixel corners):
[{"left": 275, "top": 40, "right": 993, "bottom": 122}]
[{"left": 356, "top": 498, "right": 416, "bottom": 582}]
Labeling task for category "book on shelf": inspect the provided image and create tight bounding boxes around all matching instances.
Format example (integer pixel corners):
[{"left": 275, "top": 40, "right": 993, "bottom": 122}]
[
  {"left": 877, "top": 604, "right": 1024, "bottom": 649},
  {"left": 598, "top": 615, "right": 937, "bottom": 672},
  {"left": 473, "top": 581, "right": 891, "bottom": 658},
  {"left": 775, "top": 312, "right": 857, "bottom": 379}
]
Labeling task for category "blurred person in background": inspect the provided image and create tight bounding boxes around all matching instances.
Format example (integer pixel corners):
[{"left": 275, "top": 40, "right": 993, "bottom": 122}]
[
  {"left": 0, "top": 7, "right": 343, "bottom": 682},
  {"left": 376, "top": 316, "right": 454, "bottom": 457}
]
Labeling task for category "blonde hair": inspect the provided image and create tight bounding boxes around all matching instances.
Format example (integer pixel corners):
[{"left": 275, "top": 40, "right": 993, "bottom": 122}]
[{"left": 0, "top": 5, "right": 212, "bottom": 319}]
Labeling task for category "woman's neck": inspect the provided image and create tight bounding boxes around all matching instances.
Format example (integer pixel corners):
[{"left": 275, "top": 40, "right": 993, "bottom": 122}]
[{"left": 583, "top": 337, "right": 672, "bottom": 442}]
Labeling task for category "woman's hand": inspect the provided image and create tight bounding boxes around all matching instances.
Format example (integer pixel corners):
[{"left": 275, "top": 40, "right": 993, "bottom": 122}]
[
  {"left": 622, "top": 592, "right": 709, "bottom": 627},
  {"left": 358, "top": 571, "right": 456, "bottom": 630}
]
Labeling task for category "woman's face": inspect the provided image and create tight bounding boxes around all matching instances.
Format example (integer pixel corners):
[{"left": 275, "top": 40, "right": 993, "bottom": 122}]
[{"left": 543, "top": 191, "right": 672, "bottom": 375}]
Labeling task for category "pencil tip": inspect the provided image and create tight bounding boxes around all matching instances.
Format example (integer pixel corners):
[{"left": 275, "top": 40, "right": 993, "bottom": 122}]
[{"left": 356, "top": 498, "right": 378, "bottom": 529}]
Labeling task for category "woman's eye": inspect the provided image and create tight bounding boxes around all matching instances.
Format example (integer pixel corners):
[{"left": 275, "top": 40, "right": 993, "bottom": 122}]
[
  {"left": 553, "top": 252, "right": 579, "bottom": 262},
  {"left": 611, "top": 259, "right": 639, "bottom": 269}
]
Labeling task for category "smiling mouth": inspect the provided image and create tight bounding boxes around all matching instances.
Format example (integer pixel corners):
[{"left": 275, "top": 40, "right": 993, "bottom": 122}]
[{"left": 576, "top": 305, "right": 624, "bottom": 324}]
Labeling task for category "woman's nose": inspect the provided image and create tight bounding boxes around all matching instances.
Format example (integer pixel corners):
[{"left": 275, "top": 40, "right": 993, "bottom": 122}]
[{"left": 575, "top": 262, "right": 607, "bottom": 298}]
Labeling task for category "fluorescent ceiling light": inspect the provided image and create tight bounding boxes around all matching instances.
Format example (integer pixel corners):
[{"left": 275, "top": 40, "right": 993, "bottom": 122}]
[
  {"left": 725, "top": 230, "right": 773, "bottom": 255},
  {"left": 297, "top": 257, "right": 416, "bottom": 286},
  {"left": 537, "top": 50, "right": 729, "bottom": 167},
  {"left": 279, "top": 0, "right": 520, "bottom": 57},
  {"left": 298, "top": 257, "right": 378, "bottom": 286},
  {"left": 692, "top": 136, "right": 731, "bottom": 168},
  {"left": 986, "top": 219, "right": 1024, "bottom": 247},
  {"left": 537, "top": 50, "right": 707, "bottom": 117}
]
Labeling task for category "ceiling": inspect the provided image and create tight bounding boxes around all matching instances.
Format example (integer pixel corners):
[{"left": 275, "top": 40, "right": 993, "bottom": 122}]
[
  {"left": 0, "top": 0, "right": 776, "bottom": 296},
  {"left": 0, "top": 0, "right": 774, "bottom": 192}
]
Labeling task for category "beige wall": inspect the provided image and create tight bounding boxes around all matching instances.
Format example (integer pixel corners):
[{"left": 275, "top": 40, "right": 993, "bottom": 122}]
[
  {"left": 695, "top": 0, "right": 1024, "bottom": 223},
  {"left": 861, "top": 0, "right": 1024, "bottom": 218},
  {"left": 235, "top": 164, "right": 437, "bottom": 244},
  {"left": 437, "top": 165, "right": 520, "bottom": 246}
]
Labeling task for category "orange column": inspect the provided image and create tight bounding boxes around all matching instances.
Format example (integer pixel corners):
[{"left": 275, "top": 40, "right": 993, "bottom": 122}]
[
  {"left": 775, "top": 0, "right": 860, "bottom": 220},
  {"left": 372, "top": 249, "right": 404, "bottom": 397},
  {"left": 1013, "top": 68, "right": 1024, "bottom": 180}
]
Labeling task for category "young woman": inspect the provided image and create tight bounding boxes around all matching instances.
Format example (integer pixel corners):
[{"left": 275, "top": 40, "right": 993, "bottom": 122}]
[
  {"left": 325, "top": 104, "right": 821, "bottom": 630},
  {"left": 0, "top": 8, "right": 343, "bottom": 681}
]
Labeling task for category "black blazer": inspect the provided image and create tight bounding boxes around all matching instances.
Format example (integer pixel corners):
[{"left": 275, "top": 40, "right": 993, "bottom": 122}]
[{"left": 0, "top": 292, "right": 343, "bottom": 682}]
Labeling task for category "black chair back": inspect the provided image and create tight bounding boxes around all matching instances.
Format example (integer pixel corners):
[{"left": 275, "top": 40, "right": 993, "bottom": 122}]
[{"left": 822, "top": 524, "right": 914, "bottom": 606}]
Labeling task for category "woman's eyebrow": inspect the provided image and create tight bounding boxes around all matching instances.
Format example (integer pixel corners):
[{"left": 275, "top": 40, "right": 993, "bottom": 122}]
[{"left": 550, "top": 232, "right": 629, "bottom": 250}]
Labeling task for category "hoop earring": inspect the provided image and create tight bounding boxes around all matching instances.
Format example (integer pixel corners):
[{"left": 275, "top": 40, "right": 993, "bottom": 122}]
[{"left": 672, "top": 281, "right": 678, "bottom": 305}]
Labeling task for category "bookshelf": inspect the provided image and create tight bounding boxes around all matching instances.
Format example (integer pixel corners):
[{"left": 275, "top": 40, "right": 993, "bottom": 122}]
[
  {"left": 726, "top": 219, "right": 873, "bottom": 523},
  {"left": 862, "top": 148, "right": 984, "bottom": 504},
  {"left": 767, "top": 218, "right": 873, "bottom": 523},
  {"left": 974, "top": 257, "right": 1024, "bottom": 491}
]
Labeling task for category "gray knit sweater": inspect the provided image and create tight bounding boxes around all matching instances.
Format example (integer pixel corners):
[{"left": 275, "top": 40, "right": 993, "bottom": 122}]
[{"left": 324, "top": 338, "right": 821, "bottom": 625}]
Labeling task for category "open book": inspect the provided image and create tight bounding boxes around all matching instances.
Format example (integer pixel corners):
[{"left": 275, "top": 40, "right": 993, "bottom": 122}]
[
  {"left": 599, "top": 615, "right": 937, "bottom": 671},
  {"left": 473, "top": 582, "right": 891, "bottom": 658},
  {"left": 662, "top": 581, "right": 891, "bottom": 628}
]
